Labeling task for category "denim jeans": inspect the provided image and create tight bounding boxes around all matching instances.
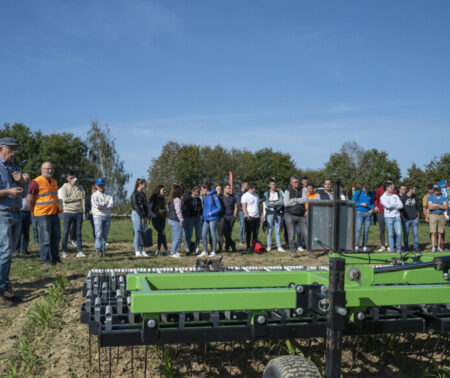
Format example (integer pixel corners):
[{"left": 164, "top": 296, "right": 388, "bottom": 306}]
[
  {"left": 238, "top": 211, "right": 245, "bottom": 244},
  {"left": 131, "top": 210, "right": 147, "bottom": 252},
  {"left": 385, "top": 216, "right": 402, "bottom": 252},
  {"left": 355, "top": 211, "right": 371, "bottom": 248},
  {"left": 0, "top": 212, "right": 21, "bottom": 295},
  {"left": 266, "top": 212, "right": 283, "bottom": 249},
  {"left": 202, "top": 219, "right": 218, "bottom": 252},
  {"left": 168, "top": 219, "right": 182, "bottom": 254},
  {"left": 183, "top": 217, "right": 194, "bottom": 252},
  {"left": 93, "top": 216, "right": 111, "bottom": 253},
  {"left": 31, "top": 215, "right": 39, "bottom": 243},
  {"left": 36, "top": 214, "right": 61, "bottom": 264},
  {"left": 284, "top": 213, "right": 307, "bottom": 253},
  {"left": 62, "top": 212, "right": 83, "bottom": 252},
  {"left": 403, "top": 218, "right": 419, "bottom": 250},
  {"left": 17, "top": 211, "right": 31, "bottom": 253}
]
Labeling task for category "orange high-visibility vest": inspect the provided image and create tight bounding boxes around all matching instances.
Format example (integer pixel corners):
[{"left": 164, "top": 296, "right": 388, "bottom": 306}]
[{"left": 32, "top": 176, "right": 61, "bottom": 216}]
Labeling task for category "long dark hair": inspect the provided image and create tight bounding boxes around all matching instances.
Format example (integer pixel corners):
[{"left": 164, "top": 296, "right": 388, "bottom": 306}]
[
  {"left": 152, "top": 185, "right": 165, "bottom": 196},
  {"left": 168, "top": 184, "right": 183, "bottom": 203},
  {"left": 134, "top": 178, "right": 146, "bottom": 192}
]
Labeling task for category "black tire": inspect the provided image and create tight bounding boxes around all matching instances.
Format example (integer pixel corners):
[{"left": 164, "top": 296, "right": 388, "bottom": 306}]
[{"left": 263, "top": 355, "right": 321, "bottom": 378}]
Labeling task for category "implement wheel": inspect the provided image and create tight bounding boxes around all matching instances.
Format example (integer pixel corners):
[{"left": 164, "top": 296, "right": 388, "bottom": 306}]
[{"left": 263, "top": 355, "right": 321, "bottom": 378}]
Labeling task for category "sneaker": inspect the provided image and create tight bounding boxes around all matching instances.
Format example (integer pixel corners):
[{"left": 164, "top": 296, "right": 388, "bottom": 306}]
[
  {"left": 298, "top": 246, "right": 304, "bottom": 252},
  {"left": 96, "top": 250, "right": 102, "bottom": 257},
  {"left": 377, "top": 246, "right": 386, "bottom": 252},
  {"left": 0, "top": 295, "right": 13, "bottom": 308},
  {"left": 155, "top": 249, "right": 160, "bottom": 256},
  {"left": 198, "top": 251, "right": 208, "bottom": 257},
  {"left": 432, "top": 247, "right": 436, "bottom": 252},
  {"left": 141, "top": 250, "right": 149, "bottom": 257},
  {"left": 171, "top": 252, "right": 181, "bottom": 258},
  {"left": 362, "top": 246, "right": 368, "bottom": 252},
  {"left": 437, "top": 247, "right": 444, "bottom": 252},
  {"left": 386, "top": 247, "right": 392, "bottom": 253},
  {"left": 135, "top": 251, "right": 143, "bottom": 257},
  {"left": 277, "top": 247, "right": 285, "bottom": 252},
  {"left": 76, "top": 251, "right": 86, "bottom": 258},
  {"left": 195, "top": 247, "right": 201, "bottom": 254},
  {"left": 267, "top": 247, "right": 271, "bottom": 252},
  {"left": 354, "top": 247, "right": 359, "bottom": 253},
  {"left": 105, "top": 242, "right": 110, "bottom": 246},
  {"left": 209, "top": 251, "right": 216, "bottom": 257},
  {"left": 61, "top": 251, "right": 68, "bottom": 258}
]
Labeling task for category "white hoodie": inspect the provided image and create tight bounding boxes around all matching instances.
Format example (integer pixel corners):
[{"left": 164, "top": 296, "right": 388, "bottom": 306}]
[
  {"left": 91, "top": 190, "right": 114, "bottom": 217},
  {"left": 380, "top": 192, "right": 403, "bottom": 218}
]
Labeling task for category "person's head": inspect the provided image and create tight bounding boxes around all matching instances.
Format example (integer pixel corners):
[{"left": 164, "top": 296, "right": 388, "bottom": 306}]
[
  {"left": 66, "top": 171, "right": 77, "bottom": 185},
  {"left": 0, "top": 137, "right": 19, "bottom": 162},
  {"left": 96, "top": 177, "right": 106, "bottom": 192},
  {"left": 363, "top": 183, "right": 370, "bottom": 193},
  {"left": 168, "top": 183, "right": 183, "bottom": 203},
  {"left": 427, "top": 184, "right": 434, "bottom": 194},
  {"left": 192, "top": 186, "right": 200, "bottom": 197},
  {"left": 201, "top": 182, "right": 211, "bottom": 195},
  {"left": 241, "top": 181, "right": 248, "bottom": 191},
  {"left": 91, "top": 184, "right": 97, "bottom": 193},
  {"left": 307, "top": 182, "right": 315, "bottom": 195},
  {"left": 215, "top": 185, "right": 223, "bottom": 195},
  {"left": 152, "top": 185, "right": 165, "bottom": 196},
  {"left": 301, "top": 177, "right": 309, "bottom": 187},
  {"left": 407, "top": 185, "right": 416, "bottom": 196},
  {"left": 433, "top": 184, "right": 441, "bottom": 196},
  {"left": 248, "top": 183, "right": 257, "bottom": 194},
  {"left": 134, "top": 178, "right": 146, "bottom": 192},
  {"left": 22, "top": 173, "right": 30, "bottom": 183},
  {"left": 41, "top": 162, "right": 54, "bottom": 179},
  {"left": 290, "top": 176, "right": 300, "bottom": 190},
  {"left": 269, "top": 178, "right": 277, "bottom": 191},
  {"left": 224, "top": 183, "right": 232, "bottom": 195},
  {"left": 399, "top": 184, "right": 407, "bottom": 195},
  {"left": 383, "top": 181, "right": 394, "bottom": 193},
  {"left": 324, "top": 179, "right": 332, "bottom": 192}
]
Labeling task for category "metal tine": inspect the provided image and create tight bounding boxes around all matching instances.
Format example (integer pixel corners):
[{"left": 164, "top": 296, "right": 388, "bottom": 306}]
[
  {"left": 98, "top": 341, "right": 101, "bottom": 376},
  {"left": 144, "top": 345, "right": 148, "bottom": 377},
  {"left": 109, "top": 347, "right": 112, "bottom": 378},
  {"left": 131, "top": 346, "right": 134, "bottom": 376},
  {"left": 88, "top": 333, "right": 92, "bottom": 368}
]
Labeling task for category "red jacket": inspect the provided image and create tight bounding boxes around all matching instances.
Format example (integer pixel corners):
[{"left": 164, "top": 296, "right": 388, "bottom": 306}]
[{"left": 374, "top": 186, "right": 396, "bottom": 213}]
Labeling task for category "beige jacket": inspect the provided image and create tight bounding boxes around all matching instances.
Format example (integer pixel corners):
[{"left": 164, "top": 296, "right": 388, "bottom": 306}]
[{"left": 60, "top": 182, "right": 85, "bottom": 213}]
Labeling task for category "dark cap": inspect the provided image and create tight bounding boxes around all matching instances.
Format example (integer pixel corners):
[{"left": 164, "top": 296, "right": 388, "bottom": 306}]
[
  {"left": 433, "top": 184, "right": 440, "bottom": 190},
  {"left": 0, "top": 137, "right": 19, "bottom": 146}
]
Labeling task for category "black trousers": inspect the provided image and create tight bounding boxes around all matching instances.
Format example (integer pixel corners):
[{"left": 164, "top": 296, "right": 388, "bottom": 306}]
[
  {"left": 245, "top": 217, "right": 260, "bottom": 249},
  {"left": 152, "top": 217, "right": 168, "bottom": 250},
  {"left": 223, "top": 215, "right": 236, "bottom": 250}
]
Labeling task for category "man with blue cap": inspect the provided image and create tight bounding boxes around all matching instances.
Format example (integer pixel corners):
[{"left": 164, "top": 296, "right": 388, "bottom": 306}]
[
  {"left": 91, "top": 177, "right": 114, "bottom": 257},
  {"left": 0, "top": 137, "right": 24, "bottom": 307}
]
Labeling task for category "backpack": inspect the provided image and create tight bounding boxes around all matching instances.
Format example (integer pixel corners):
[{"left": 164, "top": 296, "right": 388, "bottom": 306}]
[{"left": 252, "top": 239, "right": 266, "bottom": 253}]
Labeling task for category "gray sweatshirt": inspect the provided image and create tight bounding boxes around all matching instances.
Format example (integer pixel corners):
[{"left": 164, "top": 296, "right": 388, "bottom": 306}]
[{"left": 283, "top": 188, "right": 308, "bottom": 208}]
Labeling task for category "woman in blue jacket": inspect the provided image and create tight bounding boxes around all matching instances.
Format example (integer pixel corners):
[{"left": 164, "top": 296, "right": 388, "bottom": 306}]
[
  {"left": 352, "top": 183, "right": 375, "bottom": 252},
  {"left": 199, "top": 182, "right": 222, "bottom": 258}
]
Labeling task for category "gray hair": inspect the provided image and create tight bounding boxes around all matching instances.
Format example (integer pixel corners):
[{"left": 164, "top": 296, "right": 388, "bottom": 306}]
[{"left": 290, "top": 176, "right": 299, "bottom": 183}]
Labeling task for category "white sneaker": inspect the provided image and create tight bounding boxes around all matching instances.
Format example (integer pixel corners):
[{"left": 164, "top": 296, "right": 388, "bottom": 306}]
[
  {"left": 141, "top": 250, "right": 149, "bottom": 257},
  {"left": 198, "top": 251, "right": 208, "bottom": 257},
  {"left": 171, "top": 252, "right": 181, "bottom": 258},
  {"left": 70, "top": 241, "right": 77, "bottom": 247},
  {"left": 377, "top": 246, "right": 386, "bottom": 252},
  {"left": 76, "top": 251, "right": 86, "bottom": 258},
  {"left": 195, "top": 247, "right": 200, "bottom": 253},
  {"left": 61, "top": 251, "right": 68, "bottom": 258},
  {"left": 209, "top": 251, "right": 216, "bottom": 257},
  {"left": 277, "top": 247, "right": 285, "bottom": 252},
  {"left": 105, "top": 242, "right": 109, "bottom": 246},
  {"left": 386, "top": 247, "right": 392, "bottom": 253},
  {"left": 155, "top": 249, "right": 160, "bottom": 256},
  {"left": 267, "top": 247, "right": 271, "bottom": 252},
  {"left": 437, "top": 247, "right": 443, "bottom": 252},
  {"left": 362, "top": 246, "right": 368, "bottom": 252},
  {"left": 354, "top": 247, "right": 359, "bottom": 252},
  {"left": 135, "top": 251, "right": 143, "bottom": 257},
  {"left": 298, "top": 247, "right": 304, "bottom": 252},
  {"left": 432, "top": 247, "right": 436, "bottom": 252}
]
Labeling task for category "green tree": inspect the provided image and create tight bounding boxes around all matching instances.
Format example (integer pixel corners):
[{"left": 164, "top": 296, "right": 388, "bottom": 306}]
[
  {"left": 148, "top": 141, "right": 182, "bottom": 191},
  {"left": 85, "top": 121, "right": 130, "bottom": 203}
]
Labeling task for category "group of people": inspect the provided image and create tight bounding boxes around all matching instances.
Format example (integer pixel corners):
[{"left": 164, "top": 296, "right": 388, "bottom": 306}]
[
  {"left": 353, "top": 179, "right": 448, "bottom": 253},
  {"left": 0, "top": 137, "right": 115, "bottom": 307}
]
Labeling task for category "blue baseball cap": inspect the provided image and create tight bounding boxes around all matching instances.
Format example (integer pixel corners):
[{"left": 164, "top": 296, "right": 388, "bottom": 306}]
[{"left": 96, "top": 177, "right": 106, "bottom": 186}]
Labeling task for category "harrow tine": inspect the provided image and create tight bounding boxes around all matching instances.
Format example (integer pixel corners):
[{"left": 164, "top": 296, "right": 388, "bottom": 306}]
[
  {"left": 116, "top": 347, "right": 119, "bottom": 365},
  {"left": 131, "top": 346, "right": 134, "bottom": 376},
  {"left": 144, "top": 346, "right": 148, "bottom": 377},
  {"left": 98, "top": 342, "right": 101, "bottom": 376},
  {"left": 88, "top": 333, "right": 91, "bottom": 368},
  {"left": 108, "top": 347, "right": 112, "bottom": 378}
]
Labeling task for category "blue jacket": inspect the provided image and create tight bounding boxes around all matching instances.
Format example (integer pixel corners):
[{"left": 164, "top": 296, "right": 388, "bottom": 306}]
[
  {"left": 352, "top": 189, "right": 374, "bottom": 212},
  {"left": 203, "top": 189, "right": 222, "bottom": 221}
]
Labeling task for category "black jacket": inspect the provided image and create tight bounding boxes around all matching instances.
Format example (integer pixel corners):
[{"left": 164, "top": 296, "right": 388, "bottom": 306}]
[
  {"left": 131, "top": 190, "right": 148, "bottom": 219},
  {"left": 181, "top": 194, "right": 202, "bottom": 218},
  {"left": 401, "top": 194, "right": 419, "bottom": 220}
]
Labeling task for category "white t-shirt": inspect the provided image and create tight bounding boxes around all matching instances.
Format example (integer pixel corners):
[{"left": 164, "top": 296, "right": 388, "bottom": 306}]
[{"left": 241, "top": 192, "right": 260, "bottom": 218}]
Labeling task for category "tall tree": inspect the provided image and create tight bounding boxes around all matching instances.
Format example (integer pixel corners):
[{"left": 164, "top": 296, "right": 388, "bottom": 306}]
[{"left": 85, "top": 121, "right": 130, "bottom": 203}]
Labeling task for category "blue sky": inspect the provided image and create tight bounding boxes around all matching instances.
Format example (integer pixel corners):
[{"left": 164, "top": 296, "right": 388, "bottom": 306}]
[{"left": 1, "top": 1, "right": 449, "bottom": 193}]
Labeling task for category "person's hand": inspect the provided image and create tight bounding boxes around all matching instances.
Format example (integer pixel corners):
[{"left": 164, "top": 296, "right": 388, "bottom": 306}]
[
  {"left": 8, "top": 187, "right": 23, "bottom": 198},
  {"left": 368, "top": 209, "right": 374, "bottom": 214},
  {"left": 89, "top": 210, "right": 93, "bottom": 215},
  {"left": 361, "top": 203, "right": 368, "bottom": 207},
  {"left": 425, "top": 216, "right": 429, "bottom": 223},
  {"left": 180, "top": 221, "right": 183, "bottom": 228},
  {"left": 141, "top": 217, "right": 147, "bottom": 224},
  {"left": 246, "top": 215, "right": 250, "bottom": 220},
  {"left": 374, "top": 206, "right": 379, "bottom": 213},
  {"left": 261, "top": 215, "right": 265, "bottom": 222},
  {"left": 290, "top": 198, "right": 295, "bottom": 202}
]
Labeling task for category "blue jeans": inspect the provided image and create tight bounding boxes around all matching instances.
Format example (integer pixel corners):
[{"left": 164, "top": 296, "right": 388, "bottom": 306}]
[
  {"left": 131, "top": 210, "right": 147, "bottom": 252},
  {"left": 17, "top": 211, "right": 31, "bottom": 253},
  {"left": 183, "top": 217, "right": 202, "bottom": 252},
  {"left": 238, "top": 211, "right": 245, "bottom": 244},
  {"left": 266, "top": 212, "right": 282, "bottom": 249},
  {"left": 62, "top": 212, "right": 83, "bottom": 252},
  {"left": 355, "top": 211, "right": 371, "bottom": 248},
  {"left": 202, "top": 219, "right": 218, "bottom": 252},
  {"left": 36, "top": 214, "right": 61, "bottom": 264},
  {"left": 0, "top": 212, "right": 21, "bottom": 295},
  {"left": 403, "top": 218, "right": 419, "bottom": 250},
  {"left": 168, "top": 219, "right": 182, "bottom": 254},
  {"left": 385, "top": 216, "right": 402, "bottom": 252},
  {"left": 94, "top": 216, "right": 111, "bottom": 253}
]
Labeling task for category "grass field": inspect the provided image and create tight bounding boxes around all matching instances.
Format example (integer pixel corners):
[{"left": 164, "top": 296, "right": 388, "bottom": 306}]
[{"left": 1, "top": 218, "right": 449, "bottom": 377}]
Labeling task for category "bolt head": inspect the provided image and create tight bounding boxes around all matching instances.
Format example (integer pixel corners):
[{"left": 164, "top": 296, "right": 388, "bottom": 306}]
[
  {"left": 295, "top": 307, "right": 304, "bottom": 315},
  {"left": 296, "top": 285, "right": 304, "bottom": 293},
  {"left": 256, "top": 315, "right": 266, "bottom": 324},
  {"left": 357, "top": 312, "right": 366, "bottom": 320},
  {"left": 444, "top": 273, "right": 449, "bottom": 280},
  {"left": 147, "top": 319, "right": 157, "bottom": 328}
]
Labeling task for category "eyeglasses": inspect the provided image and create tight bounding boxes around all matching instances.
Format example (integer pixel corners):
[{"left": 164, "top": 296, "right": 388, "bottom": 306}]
[
  {"left": 42, "top": 167, "right": 53, "bottom": 170},
  {"left": 4, "top": 146, "right": 18, "bottom": 151}
]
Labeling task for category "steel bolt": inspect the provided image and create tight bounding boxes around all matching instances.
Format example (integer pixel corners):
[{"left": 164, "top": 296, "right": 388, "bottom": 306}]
[
  {"left": 357, "top": 312, "right": 366, "bottom": 320},
  {"left": 296, "top": 285, "right": 304, "bottom": 293},
  {"left": 147, "top": 319, "right": 157, "bottom": 328},
  {"left": 347, "top": 268, "right": 361, "bottom": 281},
  {"left": 256, "top": 315, "right": 266, "bottom": 324},
  {"left": 336, "top": 306, "right": 348, "bottom": 316},
  {"left": 443, "top": 273, "right": 449, "bottom": 280},
  {"left": 320, "top": 285, "right": 327, "bottom": 294},
  {"left": 295, "top": 307, "right": 304, "bottom": 315}
]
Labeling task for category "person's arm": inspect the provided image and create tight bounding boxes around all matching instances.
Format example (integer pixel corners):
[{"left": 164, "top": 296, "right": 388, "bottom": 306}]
[
  {"left": 427, "top": 201, "right": 439, "bottom": 210},
  {"left": 148, "top": 201, "right": 156, "bottom": 218},
  {"left": 395, "top": 195, "right": 403, "bottom": 210},
  {"left": 264, "top": 191, "right": 272, "bottom": 208},
  {"left": 27, "top": 194, "right": 36, "bottom": 213},
  {"left": 106, "top": 195, "right": 114, "bottom": 209},
  {"left": 242, "top": 202, "right": 249, "bottom": 218},
  {"left": 273, "top": 191, "right": 284, "bottom": 207},
  {"left": 283, "top": 190, "right": 295, "bottom": 208},
  {"left": 174, "top": 198, "right": 183, "bottom": 224},
  {"left": 208, "top": 194, "right": 222, "bottom": 216},
  {"left": 0, "top": 187, "right": 23, "bottom": 198},
  {"left": 233, "top": 201, "right": 238, "bottom": 217},
  {"left": 380, "top": 195, "right": 390, "bottom": 210},
  {"left": 91, "top": 192, "right": 107, "bottom": 209},
  {"left": 259, "top": 200, "right": 264, "bottom": 221}
]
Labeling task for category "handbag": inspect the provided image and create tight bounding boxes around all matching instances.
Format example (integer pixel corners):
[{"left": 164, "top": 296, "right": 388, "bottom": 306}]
[{"left": 138, "top": 228, "right": 153, "bottom": 247}]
